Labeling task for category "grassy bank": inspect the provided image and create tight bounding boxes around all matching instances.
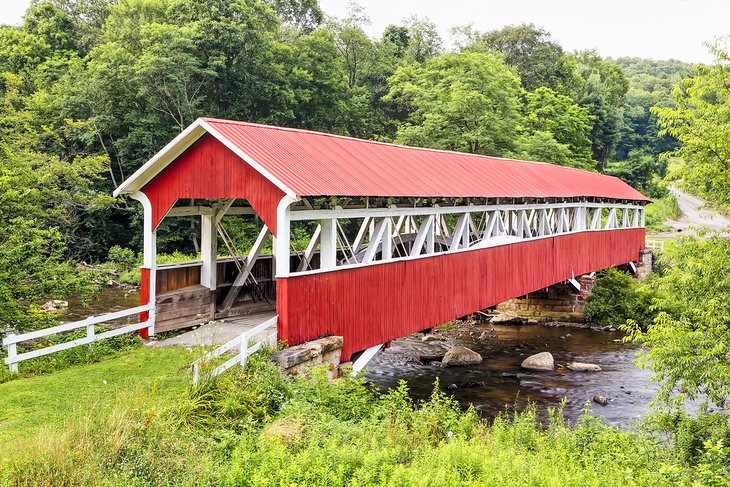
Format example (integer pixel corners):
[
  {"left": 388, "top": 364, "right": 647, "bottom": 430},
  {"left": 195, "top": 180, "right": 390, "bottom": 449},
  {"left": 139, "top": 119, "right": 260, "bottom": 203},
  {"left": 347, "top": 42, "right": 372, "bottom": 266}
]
[
  {"left": 645, "top": 194, "right": 680, "bottom": 231},
  {"left": 1, "top": 347, "right": 728, "bottom": 486}
]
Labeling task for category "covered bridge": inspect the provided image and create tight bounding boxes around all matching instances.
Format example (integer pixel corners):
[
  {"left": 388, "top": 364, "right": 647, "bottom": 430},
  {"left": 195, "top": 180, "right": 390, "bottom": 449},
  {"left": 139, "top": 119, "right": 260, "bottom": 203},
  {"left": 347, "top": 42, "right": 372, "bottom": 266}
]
[{"left": 114, "top": 118, "right": 648, "bottom": 361}]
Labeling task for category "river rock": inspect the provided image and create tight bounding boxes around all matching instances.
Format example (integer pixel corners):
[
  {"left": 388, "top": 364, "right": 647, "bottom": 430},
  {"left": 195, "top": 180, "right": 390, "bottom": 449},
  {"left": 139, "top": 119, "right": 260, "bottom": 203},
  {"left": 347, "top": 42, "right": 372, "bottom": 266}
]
[
  {"left": 41, "top": 300, "right": 68, "bottom": 312},
  {"left": 490, "top": 313, "right": 524, "bottom": 325},
  {"left": 567, "top": 362, "right": 601, "bottom": 372},
  {"left": 442, "top": 346, "right": 483, "bottom": 367},
  {"left": 593, "top": 395, "right": 609, "bottom": 406},
  {"left": 520, "top": 352, "right": 554, "bottom": 371},
  {"left": 421, "top": 334, "right": 444, "bottom": 342}
]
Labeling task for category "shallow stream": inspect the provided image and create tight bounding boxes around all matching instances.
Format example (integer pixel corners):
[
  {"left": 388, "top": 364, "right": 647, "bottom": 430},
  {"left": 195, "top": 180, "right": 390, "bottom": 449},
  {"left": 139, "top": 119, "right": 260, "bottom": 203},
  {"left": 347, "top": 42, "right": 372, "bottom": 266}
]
[{"left": 365, "top": 322, "right": 659, "bottom": 426}]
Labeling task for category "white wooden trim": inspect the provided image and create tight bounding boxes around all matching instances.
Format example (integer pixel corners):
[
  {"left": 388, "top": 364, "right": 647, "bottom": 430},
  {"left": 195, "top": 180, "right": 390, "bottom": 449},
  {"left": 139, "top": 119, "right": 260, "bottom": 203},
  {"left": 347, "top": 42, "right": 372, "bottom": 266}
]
[
  {"left": 113, "top": 122, "right": 207, "bottom": 196},
  {"left": 351, "top": 343, "right": 385, "bottom": 375},
  {"left": 198, "top": 119, "right": 296, "bottom": 198},
  {"left": 192, "top": 316, "right": 278, "bottom": 385},
  {"left": 289, "top": 202, "right": 642, "bottom": 221}
]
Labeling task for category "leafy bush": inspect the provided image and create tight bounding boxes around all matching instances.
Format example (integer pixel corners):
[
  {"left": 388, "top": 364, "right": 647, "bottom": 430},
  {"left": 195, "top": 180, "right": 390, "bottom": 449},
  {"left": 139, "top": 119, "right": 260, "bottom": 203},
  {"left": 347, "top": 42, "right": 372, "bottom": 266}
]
[
  {"left": 624, "top": 235, "right": 730, "bottom": 407},
  {"left": 106, "top": 246, "right": 139, "bottom": 273},
  {"left": 585, "top": 268, "right": 657, "bottom": 327},
  {"left": 645, "top": 194, "right": 680, "bottom": 231}
]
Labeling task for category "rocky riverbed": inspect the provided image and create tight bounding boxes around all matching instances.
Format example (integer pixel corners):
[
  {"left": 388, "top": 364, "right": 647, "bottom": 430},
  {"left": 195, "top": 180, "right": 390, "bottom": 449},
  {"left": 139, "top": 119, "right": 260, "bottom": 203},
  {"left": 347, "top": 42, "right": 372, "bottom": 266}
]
[{"left": 364, "top": 319, "right": 661, "bottom": 426}]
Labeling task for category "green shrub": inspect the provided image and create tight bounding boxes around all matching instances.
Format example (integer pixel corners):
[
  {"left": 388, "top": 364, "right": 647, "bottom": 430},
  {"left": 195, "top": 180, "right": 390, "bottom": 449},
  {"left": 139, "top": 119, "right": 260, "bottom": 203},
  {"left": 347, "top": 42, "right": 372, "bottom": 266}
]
[
  {"left": 106, "top": 246, "right": 139, "bottom": 273},
  {"left": 585, "top": 268, "right": 657, "bottom": 327},
  {"left": 645, "top": 194, "right": 680, "bottom": 231}
]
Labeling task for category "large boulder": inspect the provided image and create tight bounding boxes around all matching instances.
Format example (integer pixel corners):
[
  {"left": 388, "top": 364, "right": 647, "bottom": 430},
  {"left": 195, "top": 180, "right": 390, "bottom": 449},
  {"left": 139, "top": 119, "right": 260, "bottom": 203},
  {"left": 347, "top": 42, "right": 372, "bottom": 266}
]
[
  {"left": 490, "top": 313, "right": 524, "bottom": 325},
  {"left": 442, "top": 346, "right": 482, "bottom": 367},
  {"left": 567, "top": 362, "right": 601, "bottom": 372},
  {"left": 521, "top": 352, "right": 554, "bottom": 371}
]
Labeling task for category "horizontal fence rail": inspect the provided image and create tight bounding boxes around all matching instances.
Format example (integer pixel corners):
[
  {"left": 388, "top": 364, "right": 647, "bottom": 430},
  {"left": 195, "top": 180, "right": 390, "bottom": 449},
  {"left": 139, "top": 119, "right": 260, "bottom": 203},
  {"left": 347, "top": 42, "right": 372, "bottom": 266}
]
[
  {"left": 3, "top": 303, "right": 154, "bottom": 374},
  {"left": 191, "top": 316, "right": 278, "bottom": 385}
]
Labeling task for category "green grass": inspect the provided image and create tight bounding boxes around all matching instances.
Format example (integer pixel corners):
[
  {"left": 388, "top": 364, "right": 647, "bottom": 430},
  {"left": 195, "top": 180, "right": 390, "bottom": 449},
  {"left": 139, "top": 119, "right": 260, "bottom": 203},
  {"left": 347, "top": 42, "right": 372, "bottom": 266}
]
[
  {"left": 645, "top": 194, "right": 680, "bottom": 231},
  {"left": 0, "top": 348, "right": 728, "bottom": 486},
  {"left": 0, "top": 346, "right": 196, "bottom": 448}
]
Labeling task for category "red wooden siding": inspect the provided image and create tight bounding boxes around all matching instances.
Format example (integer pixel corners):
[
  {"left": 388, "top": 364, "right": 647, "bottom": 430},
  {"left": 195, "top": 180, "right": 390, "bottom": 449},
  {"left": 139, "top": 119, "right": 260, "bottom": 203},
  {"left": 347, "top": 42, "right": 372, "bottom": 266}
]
[
  {"left": 277, "top": 228, "right": 645, "bottom": 361},
  {"left": 139, "top": 133, "right": 285, "bottom": 233}
]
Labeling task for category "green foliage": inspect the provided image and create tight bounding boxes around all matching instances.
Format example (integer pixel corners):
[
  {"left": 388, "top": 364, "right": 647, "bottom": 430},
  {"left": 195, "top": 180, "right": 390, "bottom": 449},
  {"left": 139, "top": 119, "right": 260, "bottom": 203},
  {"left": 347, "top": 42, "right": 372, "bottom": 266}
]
[
  {"left": 2, "top": 349, "right": 726, "bottom": 486},
  {"left": 654, "top": 43, "right": 730, "bottom": 206},
  {"left": 574, "top": 51, "right": 629, "bottom": 166},
  {"left": 585, "top": 268, "right": 657, "bottom": 328},
  {"left": 644, "top": 194, "right": 680, "bottom": 231},
  {"left": 466, "top": 23, "right": 580, "bottom": 94},
  {"left": 387, "top": 51, "right": 523, "bottom": 156},
  {"left": 513, "top": 86, "right": 594, "bottom": 168},
  {"left": 624, "top": 235, "right": 730, "bottom": 407},
  {"left": 613, "top": 57, "right": 692, "bottom": 160},
  {"left": 605, "top": 149, "right": 669, "bottom": 199}
]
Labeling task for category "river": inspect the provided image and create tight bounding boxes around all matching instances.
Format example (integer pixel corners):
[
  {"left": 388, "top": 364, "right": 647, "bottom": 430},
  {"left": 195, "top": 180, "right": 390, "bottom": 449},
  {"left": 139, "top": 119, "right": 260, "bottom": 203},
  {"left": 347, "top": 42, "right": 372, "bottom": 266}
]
[{"left": 365, "top": 321, "right": 660, "bottom": 426}]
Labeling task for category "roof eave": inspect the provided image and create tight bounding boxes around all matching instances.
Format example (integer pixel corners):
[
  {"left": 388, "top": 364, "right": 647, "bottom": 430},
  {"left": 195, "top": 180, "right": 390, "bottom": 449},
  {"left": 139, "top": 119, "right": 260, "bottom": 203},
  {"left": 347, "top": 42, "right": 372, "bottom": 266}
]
[{"left": 113, "top": 120, "right": 208, "bottom": 197}]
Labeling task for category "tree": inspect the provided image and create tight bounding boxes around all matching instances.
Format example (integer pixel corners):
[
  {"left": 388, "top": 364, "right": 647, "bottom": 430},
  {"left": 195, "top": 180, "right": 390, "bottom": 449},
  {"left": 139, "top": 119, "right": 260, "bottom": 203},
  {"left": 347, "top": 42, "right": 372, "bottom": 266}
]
[
  {"left": 605, "top": 149, "right": 668, "bottom": 199},
  {"left": 268, "top": 0, "right": 323, "bottom": 33},
  {"left": 401, "top": 16, "right": 442, "bottom": 63},
  {"left": 386, "top": 52, "right": 523, "bottom": 155},
  {"left": 510, "top": 131, "right": 572, "bottom": 166},
  {"left": 625, "top": 235, "right": 730, "bottom": 408},
  {"left": 653, "top": 43, "right": 730, "bottom": 206},
  {"left": 523, "top": 86, "right": 594, "bottom": 167},
  {"left": 574, "top": 52, "right": 629, "bottom": 167},
  {"left": 613, "top": 57, "right": 692, "bottom": 160},
  {"left": 468, "top": 23, "right": 580, "bottom": 93}
]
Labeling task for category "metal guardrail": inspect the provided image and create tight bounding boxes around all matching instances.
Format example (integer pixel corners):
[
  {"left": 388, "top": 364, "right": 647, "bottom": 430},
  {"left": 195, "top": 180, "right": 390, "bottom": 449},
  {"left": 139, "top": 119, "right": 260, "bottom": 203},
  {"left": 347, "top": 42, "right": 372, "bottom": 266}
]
[
  {"left": 3, "top": 303, "right": 154, "bottom": 373},
  {"left": 191, "top": 315, "right": 278, "bottom": 385},
  {"left": 645, "top": 239, "right": 666, "bottom": 250}
]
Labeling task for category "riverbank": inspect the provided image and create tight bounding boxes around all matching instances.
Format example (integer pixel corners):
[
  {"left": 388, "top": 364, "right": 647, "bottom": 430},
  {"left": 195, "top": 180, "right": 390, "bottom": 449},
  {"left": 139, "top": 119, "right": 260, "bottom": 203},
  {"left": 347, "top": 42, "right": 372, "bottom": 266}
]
[{"left": 1, "top": 345, "right": 725, "bottom": 486}]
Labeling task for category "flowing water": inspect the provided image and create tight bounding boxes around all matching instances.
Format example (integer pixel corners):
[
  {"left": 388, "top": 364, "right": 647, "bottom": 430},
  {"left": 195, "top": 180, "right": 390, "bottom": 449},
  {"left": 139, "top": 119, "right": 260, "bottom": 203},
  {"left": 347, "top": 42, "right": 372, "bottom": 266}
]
[
  {"left": 62, "top": 286, "right": 140, "bottom": 322},
  {"left": 365, "top": 322, "right": 659, "bottom": 426}
]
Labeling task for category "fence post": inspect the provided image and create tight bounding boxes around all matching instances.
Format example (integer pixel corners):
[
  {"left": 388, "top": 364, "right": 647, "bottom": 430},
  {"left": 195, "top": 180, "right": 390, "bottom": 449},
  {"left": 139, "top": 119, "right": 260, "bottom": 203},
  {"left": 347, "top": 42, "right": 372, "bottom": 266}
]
[
  {"left": 7, "top": 340, "right": 18, "bottom": 374},
  {"left": 87, "top": 323, "right": 95, "bottom": 353},
  {"left": 239, "top": 332, "right": 249, "bottom": 370}
]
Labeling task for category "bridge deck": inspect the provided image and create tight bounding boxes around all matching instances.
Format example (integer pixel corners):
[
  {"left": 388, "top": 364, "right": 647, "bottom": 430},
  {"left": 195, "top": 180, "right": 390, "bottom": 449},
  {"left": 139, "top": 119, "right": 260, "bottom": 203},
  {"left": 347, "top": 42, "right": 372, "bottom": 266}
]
[{"left": 151, "top": 307, "right": 276, "bottom": 348}]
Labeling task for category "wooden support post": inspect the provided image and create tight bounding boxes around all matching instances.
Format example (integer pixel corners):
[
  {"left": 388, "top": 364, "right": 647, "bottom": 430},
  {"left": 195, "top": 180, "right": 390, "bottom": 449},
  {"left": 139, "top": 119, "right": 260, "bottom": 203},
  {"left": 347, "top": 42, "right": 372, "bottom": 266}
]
[
  {"left": 320, "top": 218, "right": 337, "bottom": 270},
  {"left": 200, "top": 210, "right": 218, "bottom": 319},
  {"left": 296, "top": 224, "right": 321, "bottom": 272},
  {"left": 220, "top": 226, "right": 271, "bottom": 311},
  {"left": 132, "top": 192, "right": 156, "bottom": 338}
]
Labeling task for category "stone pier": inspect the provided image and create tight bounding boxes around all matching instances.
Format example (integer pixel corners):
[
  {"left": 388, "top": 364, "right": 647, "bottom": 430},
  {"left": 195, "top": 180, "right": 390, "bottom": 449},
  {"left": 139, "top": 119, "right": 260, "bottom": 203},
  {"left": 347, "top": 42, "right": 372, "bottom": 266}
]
[{"left": 497, "top": 275, "right": 596, "bottom": 322}]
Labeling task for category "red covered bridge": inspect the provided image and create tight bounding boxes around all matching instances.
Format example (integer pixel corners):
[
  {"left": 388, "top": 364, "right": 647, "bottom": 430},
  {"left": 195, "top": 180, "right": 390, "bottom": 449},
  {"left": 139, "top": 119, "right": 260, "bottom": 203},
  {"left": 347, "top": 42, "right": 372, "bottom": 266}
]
[{"left": 114, "top": 118, "right": 648, "bottom": 362}]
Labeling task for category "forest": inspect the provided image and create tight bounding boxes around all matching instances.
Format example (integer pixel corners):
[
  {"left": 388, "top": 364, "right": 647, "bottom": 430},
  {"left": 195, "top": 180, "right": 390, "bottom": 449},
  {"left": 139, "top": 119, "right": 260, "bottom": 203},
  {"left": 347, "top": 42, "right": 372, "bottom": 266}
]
[{"left": 2, "top": 0, "right": 730, "bottom": 485}]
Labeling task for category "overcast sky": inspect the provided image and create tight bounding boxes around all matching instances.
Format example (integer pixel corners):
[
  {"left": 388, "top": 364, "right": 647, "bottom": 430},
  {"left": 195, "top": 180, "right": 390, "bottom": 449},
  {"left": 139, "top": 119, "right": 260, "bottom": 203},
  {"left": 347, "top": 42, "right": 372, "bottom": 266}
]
[{"left": 2, "top": 0, "right": 727, "bottom": 63}]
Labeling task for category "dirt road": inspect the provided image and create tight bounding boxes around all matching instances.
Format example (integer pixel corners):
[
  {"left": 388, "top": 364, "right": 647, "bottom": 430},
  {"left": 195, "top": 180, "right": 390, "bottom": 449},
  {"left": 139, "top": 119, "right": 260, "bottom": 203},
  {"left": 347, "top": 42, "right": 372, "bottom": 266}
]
[{"left": 654, "top": 187, "right": 729, "bottom": 238}]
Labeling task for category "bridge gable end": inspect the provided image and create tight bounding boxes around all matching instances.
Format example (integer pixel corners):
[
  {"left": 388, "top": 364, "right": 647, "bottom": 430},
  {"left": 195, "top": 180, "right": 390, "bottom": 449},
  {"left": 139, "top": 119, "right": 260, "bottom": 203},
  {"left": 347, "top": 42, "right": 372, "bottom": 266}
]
[{"left": 138, "top": 132, "right": 285, "bottom": 233}]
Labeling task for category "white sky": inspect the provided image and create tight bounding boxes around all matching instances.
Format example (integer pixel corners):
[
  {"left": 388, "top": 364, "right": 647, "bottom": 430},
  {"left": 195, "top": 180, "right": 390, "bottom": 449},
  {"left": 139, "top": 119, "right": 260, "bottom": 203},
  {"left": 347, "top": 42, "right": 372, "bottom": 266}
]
[{"left": 1, "top": 0, "right": 727, "bottom": 63}]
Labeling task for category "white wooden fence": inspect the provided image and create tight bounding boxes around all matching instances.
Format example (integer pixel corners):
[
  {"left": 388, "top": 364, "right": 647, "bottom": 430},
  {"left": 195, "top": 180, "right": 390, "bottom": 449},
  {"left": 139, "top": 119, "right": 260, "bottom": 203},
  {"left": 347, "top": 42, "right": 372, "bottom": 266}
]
[
  {"left": 645, "top": 239, "right": 666, "bottom": 251},
  {"left": 191, "top": 316, "right": 278, "bottom": 385},
  {"left": 3, "top": 303, "right": 154, "bottom": 373}
]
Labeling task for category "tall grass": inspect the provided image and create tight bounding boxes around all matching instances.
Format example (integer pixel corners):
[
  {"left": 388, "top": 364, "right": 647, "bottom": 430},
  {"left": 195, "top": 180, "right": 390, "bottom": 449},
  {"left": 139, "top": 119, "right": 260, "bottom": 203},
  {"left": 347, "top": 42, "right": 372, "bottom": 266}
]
[{"left": 2, "top": 351, "right": 728, "bottom": 486}]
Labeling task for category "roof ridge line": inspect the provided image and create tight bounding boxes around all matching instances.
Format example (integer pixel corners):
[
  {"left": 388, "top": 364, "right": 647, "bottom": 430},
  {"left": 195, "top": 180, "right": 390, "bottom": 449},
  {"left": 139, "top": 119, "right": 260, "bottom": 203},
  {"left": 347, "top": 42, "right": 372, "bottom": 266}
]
[{"left": 200, "top": 117, "right": 602, "bottom": 176}]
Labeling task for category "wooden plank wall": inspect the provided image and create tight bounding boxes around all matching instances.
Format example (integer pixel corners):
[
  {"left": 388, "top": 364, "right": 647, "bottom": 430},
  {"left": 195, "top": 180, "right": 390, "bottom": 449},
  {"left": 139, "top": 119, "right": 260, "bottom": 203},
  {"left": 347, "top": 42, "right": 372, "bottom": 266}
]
[{"left": 277, "top": 228, "right": 646, "bottom": 361}]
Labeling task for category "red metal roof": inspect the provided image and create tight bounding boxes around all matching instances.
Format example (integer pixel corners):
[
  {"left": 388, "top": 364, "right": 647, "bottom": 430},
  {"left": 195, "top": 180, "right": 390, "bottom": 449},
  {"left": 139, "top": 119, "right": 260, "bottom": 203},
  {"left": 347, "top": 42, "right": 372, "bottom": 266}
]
[{"left": 201, "top": 118, "right": 648, "bottom": 202}]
